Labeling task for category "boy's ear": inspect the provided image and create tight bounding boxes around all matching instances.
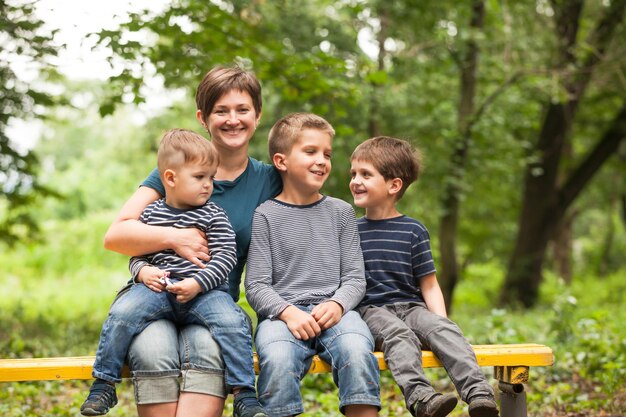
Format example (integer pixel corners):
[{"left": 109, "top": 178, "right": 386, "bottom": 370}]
[
  {"left": 163, "top": 169, "right": 177, "bottom": 187},
  {"left": 388, "top": 178, "right": 403, "bottom": 196},
  {"left": 272, "top": 153, "right": 287, "bottom": 171}
]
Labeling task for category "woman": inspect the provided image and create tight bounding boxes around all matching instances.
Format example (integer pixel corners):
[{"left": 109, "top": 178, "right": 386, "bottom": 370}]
[{"left": 103, "top": 65, "right": 281, "bottom": 417}]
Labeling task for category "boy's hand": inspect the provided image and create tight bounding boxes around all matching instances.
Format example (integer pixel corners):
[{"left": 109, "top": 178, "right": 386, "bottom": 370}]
[
  {"left": 138, "top": 266, "right": 168, "bottom": 292},
  {"left": 170, "top": 227, "right": 210, "bottom": 268},
  {"left": 278, "top": 305, "right": 322, "bottom": 340},
  {"left": 311, "top": 301, "right": 343, "bottom": 330},
  {"left": 167, "top": 279, "right": 202, "bottom": 303}
]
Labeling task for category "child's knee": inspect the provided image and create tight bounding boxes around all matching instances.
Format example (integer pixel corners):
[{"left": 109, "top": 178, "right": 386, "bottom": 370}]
[
  {"left": 259, "top": 341, "right": 298, "bottom": 366},
  {"left": 218, "top": 308, "right": 250, "bottom": 330},
  {"left": 379, "top": 322, "right": 416, "bottom": 343},
  {"left": 110, "top": 286, "right": 166, "bottom": 320}
]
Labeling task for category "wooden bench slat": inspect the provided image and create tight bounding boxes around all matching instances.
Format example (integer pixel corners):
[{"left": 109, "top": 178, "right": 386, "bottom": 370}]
[
  {"left": 316, "top": 344, "right": 553, "bottom": 373},
  {"left": 0, "top": 356, "right": 97, "bottom": 382},
  {"left": 0, "top": 344, "right": 553, "bottom": 383}
]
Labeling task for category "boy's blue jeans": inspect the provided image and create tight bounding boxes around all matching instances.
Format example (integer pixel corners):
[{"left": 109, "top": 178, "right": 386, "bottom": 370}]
[
  {"left": 255, "top": 307, "right": 381, "bottom": 417},
  {"left": 359, "top": 301, "right": 495, "bottom": 410},
  {"left": 92, "top": 282, "right": 255, "bottom": 391}
]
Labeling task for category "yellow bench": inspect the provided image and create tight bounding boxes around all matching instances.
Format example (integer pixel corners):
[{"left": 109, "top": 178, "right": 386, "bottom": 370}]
[{"left": 0, "top": 343, "right": 553, "bottom": 417}]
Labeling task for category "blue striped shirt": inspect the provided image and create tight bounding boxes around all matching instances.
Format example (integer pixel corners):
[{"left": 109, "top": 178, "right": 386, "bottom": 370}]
[
  {"left": 129, "top": 199, "right": 237, "bottom": 293},
  {"left": 245, "top": 196, "right": 366, "bottom": 319},
  {"left": 357, "top": 215, "right": 436, "bottom": 307}
]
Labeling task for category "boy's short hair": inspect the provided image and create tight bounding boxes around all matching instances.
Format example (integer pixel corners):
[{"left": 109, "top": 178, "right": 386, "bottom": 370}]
[
  {"left": 268, "top": 112, "right": 335, "bottom": 158},
  {"left": 157, "top": 129, "right": 218, "bottom": 174},
  {"left": 351, "top": 136, "right": 422, "bottom": 198},
  {"left": 196, "top": 65, "right": 262, "bottom": 123}
]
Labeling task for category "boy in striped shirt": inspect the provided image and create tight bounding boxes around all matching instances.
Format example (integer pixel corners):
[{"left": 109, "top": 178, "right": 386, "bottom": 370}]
[
  {"left": 245, "top": 113, "right": 381, "bottom": 417},
  {"left": 82, "top": 129, "right": 267, "bottom": 417},
  {"left": 350, "top": 136, "right": 498, "bottom": 417}
]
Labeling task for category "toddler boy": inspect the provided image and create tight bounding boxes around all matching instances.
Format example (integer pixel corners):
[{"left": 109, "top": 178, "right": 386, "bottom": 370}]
[
  {"left": 81, "top": 129, "right": 266, "bottom": 417},
  {"left": 350, "top": 136, "right": 499, "bottom": 417},
  {"left": 245, "top": 113, "right": 381, "bottom": 417}
]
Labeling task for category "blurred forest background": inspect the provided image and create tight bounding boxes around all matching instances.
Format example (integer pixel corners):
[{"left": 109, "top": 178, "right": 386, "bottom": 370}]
[{"left": 1, "top": 0, "right": 625, "bottom": 416}]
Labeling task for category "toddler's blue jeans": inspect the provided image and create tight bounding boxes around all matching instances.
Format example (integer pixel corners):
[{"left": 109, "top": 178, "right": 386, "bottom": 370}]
[{"left": 92, "top": 283, "right": 255, "bottom": 392}]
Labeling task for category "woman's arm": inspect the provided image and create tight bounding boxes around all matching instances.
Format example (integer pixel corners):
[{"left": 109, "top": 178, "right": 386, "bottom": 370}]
[{"left": 103, "top": 186, "right": 209, "bottom": 266}]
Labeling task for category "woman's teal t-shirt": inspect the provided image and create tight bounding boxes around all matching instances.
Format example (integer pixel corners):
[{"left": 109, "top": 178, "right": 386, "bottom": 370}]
[{"left": 142, "top": 157, "right": 282, "bottom": 300}]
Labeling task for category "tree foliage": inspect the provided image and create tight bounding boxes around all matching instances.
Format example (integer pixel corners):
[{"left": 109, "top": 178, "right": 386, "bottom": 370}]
[
  {"left": 88, "top": 0, "right": 626, "bottom": 308},
  {"left": 2, "top": 0, "right": 621, "bottom": 308},
  {"left": 0, "top": 0, "right": 60, "bottom": 244},
  {"left": 502, "top": 0, "right": 626, "bottom": 307}
]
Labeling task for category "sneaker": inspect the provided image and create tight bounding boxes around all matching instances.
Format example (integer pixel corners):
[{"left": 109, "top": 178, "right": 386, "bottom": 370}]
[
  {"left": 468, "top": 396, "right": 499, "bottom": 417},
  {"left": 233, "top": 390, "right": 269, "bottom": 417},
  {"left": 412, "top": 393, "right": 458, "bottom": 417},
  {"left": 80, "top": 379, "right": 118, "bottom": 416}
]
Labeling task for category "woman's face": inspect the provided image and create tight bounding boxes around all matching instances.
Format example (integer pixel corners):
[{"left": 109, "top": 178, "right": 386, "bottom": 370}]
[{"left": 197, "top": 89, "right": 260, "bottom": 153}]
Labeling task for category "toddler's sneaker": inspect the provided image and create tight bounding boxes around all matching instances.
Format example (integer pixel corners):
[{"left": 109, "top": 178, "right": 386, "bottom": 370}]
[
  {"left": 468, "top": 395, "right": 499, "bottom": 417},
  {"left": 233, "top": 389, "right": 268, "bottom": 417},
  {"left": 411, "top": 392, "right": 458, "bottom": 417},
  {"left": 80, "top": 379, "right": 118, "bottom": 416}
]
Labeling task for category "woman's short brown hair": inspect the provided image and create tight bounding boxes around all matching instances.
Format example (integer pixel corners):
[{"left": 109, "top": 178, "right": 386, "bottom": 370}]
[{"left": 195, "top": 65, "right": 262, "bottom": 123}]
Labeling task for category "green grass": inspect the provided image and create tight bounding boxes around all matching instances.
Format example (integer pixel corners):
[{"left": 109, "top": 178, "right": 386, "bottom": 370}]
[{"left": 1, "top": 211, "right": 625, "bottom": 416}]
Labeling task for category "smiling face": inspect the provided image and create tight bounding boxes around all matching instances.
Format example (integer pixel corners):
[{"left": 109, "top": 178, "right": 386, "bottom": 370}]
[
  {"left": 350, "top": 159, "right": 396, "bottom": 210},
  {"left": 166, "top": 160, "right": 218, "bottom": 210},
  {"left": 198, "top": 89, "right": 260, "bottom": 154},
  {"left": 278, "top": 128, "right": 333, "bottom": 196}
]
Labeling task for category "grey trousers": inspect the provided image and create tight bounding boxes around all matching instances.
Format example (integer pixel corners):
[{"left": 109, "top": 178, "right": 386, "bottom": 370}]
[{"left": 359, "top": 302, "right": 494, "bottom": 410}]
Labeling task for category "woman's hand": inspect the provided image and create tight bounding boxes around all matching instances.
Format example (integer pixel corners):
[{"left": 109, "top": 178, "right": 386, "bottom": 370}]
[
  {"left": 169, "top": 227, "right": 210, "bottom": 268},
  {"left": 103, "top": 187, "right": 211, "bottom": 268}
]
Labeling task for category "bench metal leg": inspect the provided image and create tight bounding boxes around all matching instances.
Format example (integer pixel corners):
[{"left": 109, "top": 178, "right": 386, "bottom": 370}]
[
  {"left": 495, "top": 366, "right": 530, "bottom": 417},
  {"left": 499, "top": 382, "right": 527, "bottom": 417}
]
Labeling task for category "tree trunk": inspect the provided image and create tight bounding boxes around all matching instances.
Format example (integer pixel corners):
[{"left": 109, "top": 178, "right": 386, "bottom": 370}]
[
  {"left": 438, "top": 0, "right": 485, "bottom": 309},
  {"left": 598, "top": 193, "right": 617, "bottom": 276},
  {"left": 502, "top": 103, "right": 626, "bottom": 306},
  {"left": 501, "top": 0, "right": 626, "bottom": 308},
  {"left": 621, "top": 193, "right": 626, "bottom": 227},
  {"left": 501, "top": 102, "right": 570, "bottom": 306},
  {"left": 552, "top": 212, "right": 575, "bottom": 283},
  {"left": 551, "top": 138, "right": 574, "bottom": 283}
]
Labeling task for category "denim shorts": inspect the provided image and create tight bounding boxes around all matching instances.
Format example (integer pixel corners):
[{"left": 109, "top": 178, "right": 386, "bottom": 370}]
[{"left": 127, "top": 319, "right": 227, "bottom": 404}]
